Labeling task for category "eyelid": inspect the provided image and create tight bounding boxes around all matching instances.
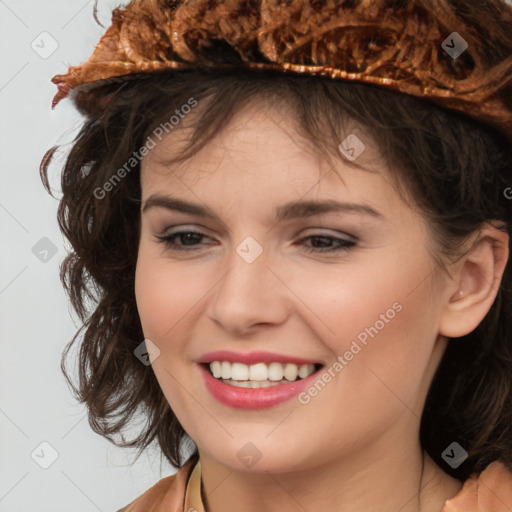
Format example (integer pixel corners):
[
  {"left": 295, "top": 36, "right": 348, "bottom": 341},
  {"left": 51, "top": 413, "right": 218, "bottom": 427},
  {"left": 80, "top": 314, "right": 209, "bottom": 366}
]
[
  {"left": 159, "top": 224, "right": 213, "bottom": 236},
  {"left": 155, "top": 226, "right": 358, "bottom": 255},
  {"left": 158, "top": 225, "right": 356, "bottom": 241}
]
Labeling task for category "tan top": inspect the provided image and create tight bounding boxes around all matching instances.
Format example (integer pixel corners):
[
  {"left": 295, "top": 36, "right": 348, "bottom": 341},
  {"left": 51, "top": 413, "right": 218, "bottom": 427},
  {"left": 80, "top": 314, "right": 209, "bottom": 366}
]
[{"left": 117, "top": 457, "right": 512, "bottom": 512}]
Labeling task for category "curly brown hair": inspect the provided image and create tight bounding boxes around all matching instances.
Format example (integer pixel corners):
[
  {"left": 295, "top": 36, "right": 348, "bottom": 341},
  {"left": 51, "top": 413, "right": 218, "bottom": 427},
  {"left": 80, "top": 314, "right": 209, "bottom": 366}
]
[{"left": 40, "top": 66, "right": 512, "bottom": 481}]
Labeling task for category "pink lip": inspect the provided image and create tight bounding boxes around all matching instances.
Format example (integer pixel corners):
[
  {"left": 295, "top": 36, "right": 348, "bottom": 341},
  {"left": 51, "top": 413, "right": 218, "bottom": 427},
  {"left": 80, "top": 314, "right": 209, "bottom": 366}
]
[
  {"left": 198, "top": 361, "right": 323, "bottom": 410},
  {"left": 197, "top": 350, "right": 320, "bottom": 365}
]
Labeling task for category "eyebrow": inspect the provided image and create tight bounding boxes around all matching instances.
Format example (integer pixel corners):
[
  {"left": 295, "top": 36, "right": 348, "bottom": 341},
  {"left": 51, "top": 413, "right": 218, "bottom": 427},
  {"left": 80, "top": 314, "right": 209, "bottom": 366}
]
[{"left": 141, "top": 195, "right": 384, "bottom": 221}]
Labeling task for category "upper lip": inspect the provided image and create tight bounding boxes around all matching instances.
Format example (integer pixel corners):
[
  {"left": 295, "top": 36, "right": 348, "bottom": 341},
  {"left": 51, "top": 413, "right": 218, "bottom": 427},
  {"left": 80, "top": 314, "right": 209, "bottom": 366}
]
[{"left": 197, "top": 350, "right": 322, "bottom": 366}]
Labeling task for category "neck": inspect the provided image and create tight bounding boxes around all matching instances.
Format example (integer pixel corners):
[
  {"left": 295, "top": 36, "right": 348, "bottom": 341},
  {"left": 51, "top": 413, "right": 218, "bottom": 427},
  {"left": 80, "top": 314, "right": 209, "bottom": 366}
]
[{"left": 198, "top": 440, "right": 462, "bottom": 512}]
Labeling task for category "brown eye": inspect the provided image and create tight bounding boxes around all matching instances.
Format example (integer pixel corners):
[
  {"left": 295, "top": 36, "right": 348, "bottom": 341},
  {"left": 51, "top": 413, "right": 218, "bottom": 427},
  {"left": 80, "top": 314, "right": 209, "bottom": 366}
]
[
  {"left": 297, "top": 235, "right": 356, "bottom": 253},
  {"left": 156, "top": 231, "right": 212, "bottom": 251}
]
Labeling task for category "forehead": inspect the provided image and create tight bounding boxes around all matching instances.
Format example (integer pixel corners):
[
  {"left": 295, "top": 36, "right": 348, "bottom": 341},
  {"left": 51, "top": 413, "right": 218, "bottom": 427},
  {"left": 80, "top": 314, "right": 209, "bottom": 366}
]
[
  {"left": 139, "top": 99, "right": 401, "bottom": 214},
  {"left": 143, "top": 100, "right": 323, "bottom": 168}
]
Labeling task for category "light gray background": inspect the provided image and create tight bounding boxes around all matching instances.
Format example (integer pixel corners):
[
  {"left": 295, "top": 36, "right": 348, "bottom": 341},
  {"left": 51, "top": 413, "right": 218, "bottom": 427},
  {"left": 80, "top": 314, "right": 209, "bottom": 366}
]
[
  {"left": 0, "top": 1, "right": 178, "bottom": 511},
  {"left": 4, "top": 1, "right": 512, "bottom": 511}
]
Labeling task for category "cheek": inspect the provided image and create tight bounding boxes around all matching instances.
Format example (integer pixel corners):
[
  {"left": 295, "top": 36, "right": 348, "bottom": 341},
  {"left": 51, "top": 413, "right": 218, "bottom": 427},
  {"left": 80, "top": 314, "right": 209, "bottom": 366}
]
[
  {"left": 289, "top": 266, "right": 438, "bottom": 454},
  {"left": 134, "top": 247, "right": 203, "bottom": 412},
  {"left": 286, "top": 257, "right": 406, "bottom": 339},
  {"left": 289, "top": 251, "right": 438, "bottom": 392},
  {"left": 135, "top": 246, "right": 202, "bottom": 343}
]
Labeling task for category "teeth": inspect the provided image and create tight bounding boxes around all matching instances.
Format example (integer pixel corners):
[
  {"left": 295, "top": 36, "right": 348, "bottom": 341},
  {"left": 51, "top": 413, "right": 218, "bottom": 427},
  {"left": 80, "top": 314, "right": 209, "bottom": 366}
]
[
  {"left": 283, "top": 363, "right": 298, "bottom": 381},
  {"left": 221, "top": 361, "right": 231, "bottom": 379},
  {"left": 231, "top": 362, "right": 249, "bottom": 380},
  {"left": 298, "top": 364, "right": 313, "bottom": 379},
  {"left": 210, "top": 361, "right": 222, "bottom": 378},
  {"left": 268, "top": 362, "right": 284, "bottom": 381},
  {"left": 208, "top": 361, "right": 316, "bottom": 382},
  {"left": 222, "top": 379, "right": 287, "bottom": 388},
  {"left": 249, "top": 363, "right": 267, "bottom": 381}
]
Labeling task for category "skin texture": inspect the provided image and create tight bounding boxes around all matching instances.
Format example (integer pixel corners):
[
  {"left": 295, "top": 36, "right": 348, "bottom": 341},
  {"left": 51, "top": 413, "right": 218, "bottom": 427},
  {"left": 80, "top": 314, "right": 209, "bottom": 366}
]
[{"left": 134, "top": 99, "right": 509, "bottom": 512}]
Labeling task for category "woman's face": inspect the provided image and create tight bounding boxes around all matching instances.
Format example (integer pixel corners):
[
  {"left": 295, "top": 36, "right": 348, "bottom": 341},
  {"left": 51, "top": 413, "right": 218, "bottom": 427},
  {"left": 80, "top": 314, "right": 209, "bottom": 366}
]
[{"left": 135, "top": 99, "right": 452, "bottom": 473}]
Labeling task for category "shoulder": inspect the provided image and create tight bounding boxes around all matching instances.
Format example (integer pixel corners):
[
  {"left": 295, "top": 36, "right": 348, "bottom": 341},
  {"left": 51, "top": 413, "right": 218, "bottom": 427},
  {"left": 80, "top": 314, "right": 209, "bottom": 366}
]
[
  {"left": 116, "top": 456, "right": 198, "bottom": 512},
  {"left": 443, "top": 460, "right": 512, "bottom": 512}
]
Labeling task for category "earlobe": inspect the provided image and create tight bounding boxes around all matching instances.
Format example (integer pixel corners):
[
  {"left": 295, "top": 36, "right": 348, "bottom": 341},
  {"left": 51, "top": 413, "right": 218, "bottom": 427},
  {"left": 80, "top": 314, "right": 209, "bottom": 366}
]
[{"left": 439, "top": 223, "right": 509, "bottom": 339}]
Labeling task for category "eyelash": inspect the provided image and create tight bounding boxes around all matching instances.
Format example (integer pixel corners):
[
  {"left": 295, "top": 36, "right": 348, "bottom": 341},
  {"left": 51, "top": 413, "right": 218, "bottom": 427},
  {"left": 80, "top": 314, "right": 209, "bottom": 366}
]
[{"left": 155, "top": 230, "right": 357, "bottom": 254}]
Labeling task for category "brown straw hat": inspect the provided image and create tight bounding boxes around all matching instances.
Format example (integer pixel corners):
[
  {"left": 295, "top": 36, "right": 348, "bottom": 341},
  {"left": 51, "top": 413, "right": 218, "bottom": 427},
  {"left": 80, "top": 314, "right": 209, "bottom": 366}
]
[{"left": 51, "top": 0, "right": 512, "bottom": 140}]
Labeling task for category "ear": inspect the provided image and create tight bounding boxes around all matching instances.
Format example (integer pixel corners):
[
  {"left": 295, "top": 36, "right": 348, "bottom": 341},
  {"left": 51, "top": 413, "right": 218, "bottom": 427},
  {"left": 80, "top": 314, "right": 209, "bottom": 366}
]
[{"left": 438, "top": 222, "right": 509, "bottom": 338}]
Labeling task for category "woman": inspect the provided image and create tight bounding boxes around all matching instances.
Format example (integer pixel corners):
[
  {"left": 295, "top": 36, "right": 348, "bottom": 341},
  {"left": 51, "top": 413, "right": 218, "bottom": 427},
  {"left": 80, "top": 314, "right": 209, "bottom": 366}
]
[{"left": 42, "top": 1, "right": 512, "bottom": 510}]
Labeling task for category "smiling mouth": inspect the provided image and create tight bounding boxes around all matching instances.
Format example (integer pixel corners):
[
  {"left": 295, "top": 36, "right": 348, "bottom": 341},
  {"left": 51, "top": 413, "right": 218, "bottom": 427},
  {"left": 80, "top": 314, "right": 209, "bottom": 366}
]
[{"left": 203, "top": 361, "right": 324, "bottom": 388}]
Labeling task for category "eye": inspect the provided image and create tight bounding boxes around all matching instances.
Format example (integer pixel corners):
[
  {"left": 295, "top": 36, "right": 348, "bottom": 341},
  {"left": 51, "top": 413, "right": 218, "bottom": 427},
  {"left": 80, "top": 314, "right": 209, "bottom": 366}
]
[
  {"left": 296, "top": 234, "right": 357, "bottom": 253},
  {"left": 155, "top": 230, "right": 212, "bottom": 251},
  {"left": 155, "top": 230, "right": 357, "bottom": 254}
]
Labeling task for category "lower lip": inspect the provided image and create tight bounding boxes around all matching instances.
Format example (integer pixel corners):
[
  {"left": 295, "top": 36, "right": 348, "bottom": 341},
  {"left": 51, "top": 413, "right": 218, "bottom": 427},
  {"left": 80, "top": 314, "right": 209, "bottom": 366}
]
[{"left": 199, "top": 364, "right": 322, "bottom": 409}]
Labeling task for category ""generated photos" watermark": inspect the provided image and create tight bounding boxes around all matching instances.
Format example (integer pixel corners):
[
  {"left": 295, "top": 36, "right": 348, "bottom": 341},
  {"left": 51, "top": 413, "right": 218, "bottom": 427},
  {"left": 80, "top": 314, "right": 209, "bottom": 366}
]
[{"left": 298, "top": 301, "right": 403, "bottom": 404}]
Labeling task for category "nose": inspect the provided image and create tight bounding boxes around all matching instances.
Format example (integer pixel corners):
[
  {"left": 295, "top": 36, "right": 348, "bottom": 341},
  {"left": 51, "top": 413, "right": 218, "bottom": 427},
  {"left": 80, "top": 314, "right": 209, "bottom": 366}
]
[{"left": 206, "top": 240, "right": 290, "bottom": 335}]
